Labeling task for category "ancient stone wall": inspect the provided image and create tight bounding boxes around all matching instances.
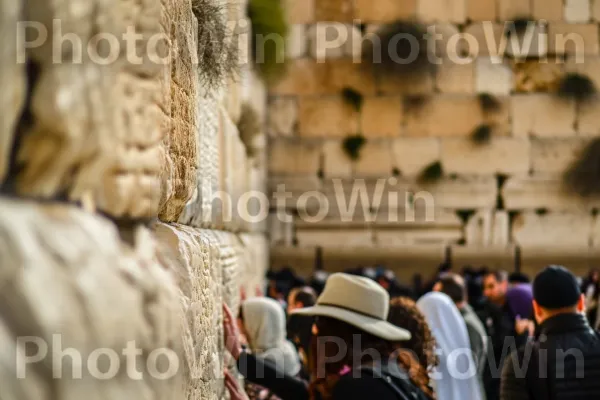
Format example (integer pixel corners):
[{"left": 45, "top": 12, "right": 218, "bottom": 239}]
[
  {"left": 0, "top": 0, "right": 267, "bottom": 398},
  {"left": 269, "top": 0, "right": 600, "bottom": 279}
]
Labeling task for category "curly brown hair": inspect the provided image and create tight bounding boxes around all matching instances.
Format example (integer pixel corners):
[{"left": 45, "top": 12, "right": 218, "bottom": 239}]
[{"left": 388, "top": 297, "right": 439, "bottom": 398}]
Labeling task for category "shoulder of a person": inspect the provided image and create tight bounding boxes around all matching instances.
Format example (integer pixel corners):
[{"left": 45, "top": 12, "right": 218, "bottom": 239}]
[{"left": 332, "top": 373, "right": 397, "bottom": 400}]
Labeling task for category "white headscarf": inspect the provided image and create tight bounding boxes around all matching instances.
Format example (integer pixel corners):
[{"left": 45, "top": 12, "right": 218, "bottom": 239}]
[
  {"left": 242, "top": 297, "right": 302, "bottom": 376},
  {"left": 417, "top": 292, "right": 483, "bottom": 400}
]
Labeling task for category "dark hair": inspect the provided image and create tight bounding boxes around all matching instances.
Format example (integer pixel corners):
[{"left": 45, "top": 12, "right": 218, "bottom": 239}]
[
  {"left": 508, "top": 272, "right": 530, "bottom": 284},
  {"left": 486, "top": 270, "right": 508, "bottom": 283},
  {"left": 295, "top": 290, "right": 317, "bottom": 308},
  {"left": 437, "top": 273, "right": 466, "bottom": 303}
]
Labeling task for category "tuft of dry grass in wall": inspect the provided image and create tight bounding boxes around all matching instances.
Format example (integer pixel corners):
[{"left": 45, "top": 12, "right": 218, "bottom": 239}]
[
  {"left": 341, "top": 87, "right": 363, "bottom": 112},
  {"left": 362, "top": 20, "right": 436, "bottom": 79},
  {"left": 504, "top": 17, "right": 537, "bottom": 37},
  {"left": 564, "top": 138, "right": 600, "bottom": 197},
  {"left": 418, "top": 161, "right": 443, "bottom": 184},
  {"left": 556, "top": 73, "right": 597, "bottom": 104},
  {"left": 342, "top": 135, "right": 366, "bottom": 160},
  {"left": 478, "top": 93, "right": 502, "bottom": 113},
  {"left": 237, "top": 104, "right": 262, "bottom": 157},
  {"left": 192, "top": 0, "right": 239, "bottom": 90},
  {"left": 471, "top": 124, "right": 493, "bottom": 145}
]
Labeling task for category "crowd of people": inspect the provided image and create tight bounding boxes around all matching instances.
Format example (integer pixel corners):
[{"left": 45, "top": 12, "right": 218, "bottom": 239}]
[{"left": 220, "top": 265, "right": 600, "bottom": 400}]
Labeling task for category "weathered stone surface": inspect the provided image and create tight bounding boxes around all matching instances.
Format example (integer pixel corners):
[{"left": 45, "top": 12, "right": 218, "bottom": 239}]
[
  {"left": 353, "top": 140, "right": 395, "bottom": 177},
  {"left": 323, "top": 140, "right": 353, "bottom": 177},
  {"left": 475, "top": 57, "right": 513, "bottom": 95},
  {"left": 430, "top": 23, "right": 461, "bottom": 58},
  {"left": 548, "top": 23, "right": 600, "bottom": 55},
  {"left": 499, "top": 0, "right": 532, "bottom": 19},
  {"left": 465, "top": 210, "right": 510, "bottom": 247},
  {"left": 298, "top": 96, "right": 359, "bottom": 137},
  {"left": 513, "top": 59, "right": 564, "bottom": 93},
  {"left": 452, "top": 246, "right": 516, "bottom": 271},
  {"left": 0, "top": 199, "right": 184, "bottom": 400},
  {"left": 315, "top": 0, "right": 354, "bottom": 21},
  {"left": 504, "top": 22, "right": 548, "bottom": 59},
  {"left": 533, "top": 0, "right": 563, "bottom": 21},
  {"left": 376, "top": 71, "right": 434, "bottom": 95},
  {"left": 405, "top": 95, "right": 484, "bottom": 137},
  {"left": 296, "top": 229, "right": 374, "bottom": 247},
  {"left": 441, "top": 138, "right": 531, "bottom": 175},
  {"left": 565, "top": 56, "right": 600, "bottom": 94},
  {"left": 270, "top": 247, "right": 316, "bottom": 278},
  {"left": 417, "top": 0, "right": 467, "bottom": 23},
  {"left": 511, "top": 94, "right": 577, "bottom": 137},
  {"left": 467, "top": 0, "right": 497, "bottom": 20},
  {"left": 565, "top": 0, "right": 591, "bottom": 22},
  {"left": 531, "top": 137, "right": 591, "bottom": 174},
  {"left": 463, "top": 23, "right": 505, "bottom": 57},
  {"left": 502, "top": 175, "right": 600, "bottom": 211},
  {"left": 328, "top": 59, "right": 378, "bottom": 94},
  {"left": 355, "top": 0, "right": 417, "bottom": 22},
  {"left": 269, "top": 139, "right": 321, "bottom": 175},
  {"left": 435, "top": 61, "right": 475, "bottom": 93},
  {"left": 269, "top": 213, "right": 295, "bottom": 245},
  {"left": 268, "top": 97, "right": 297, "bottom": 137},
  {"left": 594, "top": 0, "right": 600, "bottom": 21},
  {"left": 269, "top": 59, "right": 331, "bottom": 95},
  {"left": 0, "top": 0, "right": 24, "bottom": 182},
  {"left": 307, "top": 23, "right": 352, "bottom": 60},
  {"left": 361, "top": 96, "right": 403, "bottom": 137},
  {"left": 287, "top": 24, "right": 308, "bottom": 59},
  {"left": 512, "top": 212, "right": 593, "bottom": 248},
  {"left": 285, "top": 0, "right": 315, "bottom": 24},
  {"left": 521, "top": 246, "right": 596, "bottom": 279},
  {"left": 391, "top": 138, "right": 440, "bottom": 177},
  {"left": 375, "top": 210, "right": 463, "bottom": 246},
  {"left": 578, "top": 99, "right": 600, "bottom": 135}
]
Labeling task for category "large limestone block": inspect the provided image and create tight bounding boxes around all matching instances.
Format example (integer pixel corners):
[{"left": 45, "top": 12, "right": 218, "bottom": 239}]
[
  {"left": 353, "top": 140, "right": 395, "bottom": 177},
  {"left": 578, "top": 100, "right": 600, "bottom": 135},
  {"left": 179, "top": 92, "right": 221, "bottom": 229},
  {"left": 441, "top": 138, "right": 530, "bottom": 175},
  {"left": 0, "top": 0, "right": 24, "bottom": 182},
  {"left": 533, "top": 0, "right": 563, "bottom": 21},
  {"left": 452, "top": 246, "right": 516, "bottom": 271},
  {"left": 298, "top": 96, "right": 359, "bottom": 137},
  {"left": 504, "top": 22, "right": 548, "bottom": 59},
  {"left": 268, "top": 97, "right": 297, "bottom": 137},
  {"left": 287, "top": 24, "right": 308, "bottom": 59},
  {"left": 0, "top": 199, "right": 184, "bottom": 400},
  {"left": 467, "top": 0, "right": 497, "bottom": 20},
  {"left": 565, "top": 56, "right": 600, "bottom": 94},
  {"left": 327, "top": 59, "right": 377, "bottom": 94},
  {"left": 284, "top": 0, "right": 314, "bottom": 24},
  {"left": 355, "top": 0, "right": 417, "bottom": 22},
  {"left": 296, "top": 229, "right": 374, "bottom": 247},
  {"left": 269, "top": 139, "right": 321, "bottom": 176},
  {"left": 513, "top": 59, "right": 564, "bottom": 93},
  {"left": 548, "top": 23, "right": 600, "bottom": 56},
  {"left": 594, "top": 0, "right": 600, "bottom": 21},
  {"left": 315, "top": 0, "right": 354, "bottom": 21},
  {"left": 521, "top": 246, "right": 596, "bottom": 280},
  {"left": 375, "top": 210, "right": 463, "bottom": 246},
  {"left": 361, "top": 96, "right": 403, "bottom": 137},
  {"left": 531, "top": 137, "right": 591, "bottom": 175},
  {"left": 307, "top": 23, "right": 360, "bottom": 61},
  {"left": 465, "top": 210, "right": 510, "bottom": 247},
  {"left": 435, "top": 61, "right": 475, "bottom": 94},
  {"left": 269, "top": 59, "right": 331, "bottom": 95},
  {"left": 269, "top": 213, "right": 295, "bottom": 245},
  {"left": 502, "top": 175, "right": 600, "bottom": 211},
  {"left": 405, "top": 95, "right": 485, "bottom": 137},
  {"left": 463, "top": 23, "right": 505, "bottom": 57},
  {"left": 565, "top": 0, "right": 592, "bottom": 22},
  {"left": 323, "top": 140, "right": 353, "bottom": 177},
  {"left": 417, "top": 0, "right": 467, "bottom": 23},
  {"left": 239, "top": 233, "right": 269, "bottom": 295},
  {"left": 475, "top": 57, "right": 513, "bottom": 95},
  {"left": 376, "top": 71, "right": 434, "bottom": 95},
  {"left": 512, "top": 212, "right": 594, "bottom": 248},
  {"left": 499, "top": 0, "right": 531, "bottom": 19},
  {"left": 270, "top": 247, "right": 316, "bottom": 278},
  {"left": 391, "top": 138, "right": 440, "bottom": 177},
  {"left": 511, "top": 94, "right": 577, "bottom": 137}
]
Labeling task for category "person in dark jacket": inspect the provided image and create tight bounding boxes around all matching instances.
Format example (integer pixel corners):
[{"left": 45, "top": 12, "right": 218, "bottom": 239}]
[
  {"left": 500, "top": 265, "right": 600, "bottom": 400},
  {"left": 224, "top": 273, "right": 429, "bottom": 400}
]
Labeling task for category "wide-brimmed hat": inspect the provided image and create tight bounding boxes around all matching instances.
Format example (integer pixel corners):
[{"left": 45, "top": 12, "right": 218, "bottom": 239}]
[{"left": 292, "top": 273, "right": 411, "bottom": 341}]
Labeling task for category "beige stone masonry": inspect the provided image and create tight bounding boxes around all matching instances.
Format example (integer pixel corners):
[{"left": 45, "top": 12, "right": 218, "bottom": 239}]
[
  {"left": 287, "top": 25, "right": 308, "bottom": 59},
  {"left": 355, "top": 0, "right": 418, "bottom": 22},
  {"left": 435, "top": 61, "right": 475, "bottom": 93},
  {"left": 594, "top": 0, "right": 600, "bottom": 20},
  {"left": 531, "top": 137, "right": 591, "bottom": 174},
  {"left": 502, "top": 175, "right": 600, "bottom": 211},
  {"left": 268, "top": 97, "right": 297, "bottom": 137},
  {"left": 452, "top": 246, "right": 517, "bottom": 271},
  {"left": 533, "top": 0, "right": 564, "bottom": 21},
  {"left": 376, "top": 71, "right": 435, "bottom": 95},
  {"left": 417, "top": 0, "right": 467, "bottom": 23},
  {"left": 269, "top": 213, "right": 295, "bottom": 245},
  {"left": 328, "top": 59, "right": 378, "bottom": 95},
  {"left": 430, "top": 23, "right": 461, "bottom": 59},
  {"left": 323, "top": 140, "right": 353, "bottom": 177},
  {"left": 405, "top": 95, "right": 485, "bottom": 137},
  {"left": 296, "top": 229, "right": 374, "bottom": 247},
  {"left": 513, "top": 59, "right": 564, "bottom": 93},
  {"left": 410, "top": 176, "right": 499, "bottom": 209},
  {"left": 511, "top": 94, "right": 577, "bottom": 137},
  {"left": 353, "top": 140, "right": 395, "bottom": 176},
  {"left": 307, "top": 23, "right": 354, "bottom": 60},
  {"left": 565, "top": 0, "right": 592, "bottom": 23},
  {"left": 465, "top": 210, "right": 510, "bottom": 247},
  {"left": 285, "top": 0, "right": 315, "bottom": 24},
  {"left": 269, "top": 139, "right": 322, "bottom": 175},
  {"left": 521, "top": 246, "right": 598, "bottom": 278},
  {"left": 504, "top": 23, "right": 548, "bottom": 59},
  {"left": 512, "top": 212, "right": 594, "bottom": 248},
  {"left": 578, "top": 100, "right": 600, "bottom": 135},
  {"left": 475, "top": 57, "right": 514, "bottom": 95},
  {"left": 548, "top": 23, "right": 600, "bottom": 55},
  {"left": 270, "top": 247, "right": 316, "bottom": 277},
  {"left": 499, "top": 0, "right": 532, "bottom": 20},
  {"left": 391, "top": 138, "right": 441, "bottom": 177},
  {"left": 441, "top": 138, "right": 531, "bottom": 175},
  {"left": 269, "top": 59, "right": 331, "bottom": 96},
  {"left": 375, "top": 210, "right": 463, "bottom": 246},
  {"left": 315, "top": 0, "right": 354, "bottom": 22},
  {"left": 467, "top": 0, "right": 497, "bottom": 21},
  {"left": 361, "top": 96, "right": 404, "bottom": 137},
  {"left": 565, "top": 56, "right": 600, "bottom": 93},
  {"left": 0, "top": 0, "right": 24, "bottom": 182},
  {"left": 298, "top": 96, "right": 360, "bottom": 137},
  {"left": 463, "top": 23, "right": 506, "bottom": 57}
]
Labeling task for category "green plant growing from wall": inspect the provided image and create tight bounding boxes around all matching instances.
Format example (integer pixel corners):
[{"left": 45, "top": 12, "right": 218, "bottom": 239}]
[
  {"left": 237, "top": 104, "right": 262, "bottom": 157},
  {"left": 563, "top": 138, "right": 600, "bottom": 197},
  {"left": 556, "top": 73, "right": 597, "bottom": 103},
  {"left": 192, "top": 0, "right": 239, "bottom": 89},
  {"left": 342, "top": 135, "right": 366, "bottom": 160},
  {"left": 478, "top": 93, "right": 502, "bottom": 113},
  {"left": 248, "top": 0, "right": 289, "bottom": 82},
  {"left": 362, "top": 20, "right": 436, "bottom": 78},
  {"left": 342, "top": 87, "right": 363, "bottom": 112},
  {"left": 471, "top": 124, "right": 493, "bottom": 144},
  {"left": 418, "top": 161, "right": 443, "bottom": 184}
]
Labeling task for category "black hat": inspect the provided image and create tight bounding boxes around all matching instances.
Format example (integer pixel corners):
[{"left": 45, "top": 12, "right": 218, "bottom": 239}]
[{"left": 533, "top": 265, "right": 581, "bottom": 309}]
